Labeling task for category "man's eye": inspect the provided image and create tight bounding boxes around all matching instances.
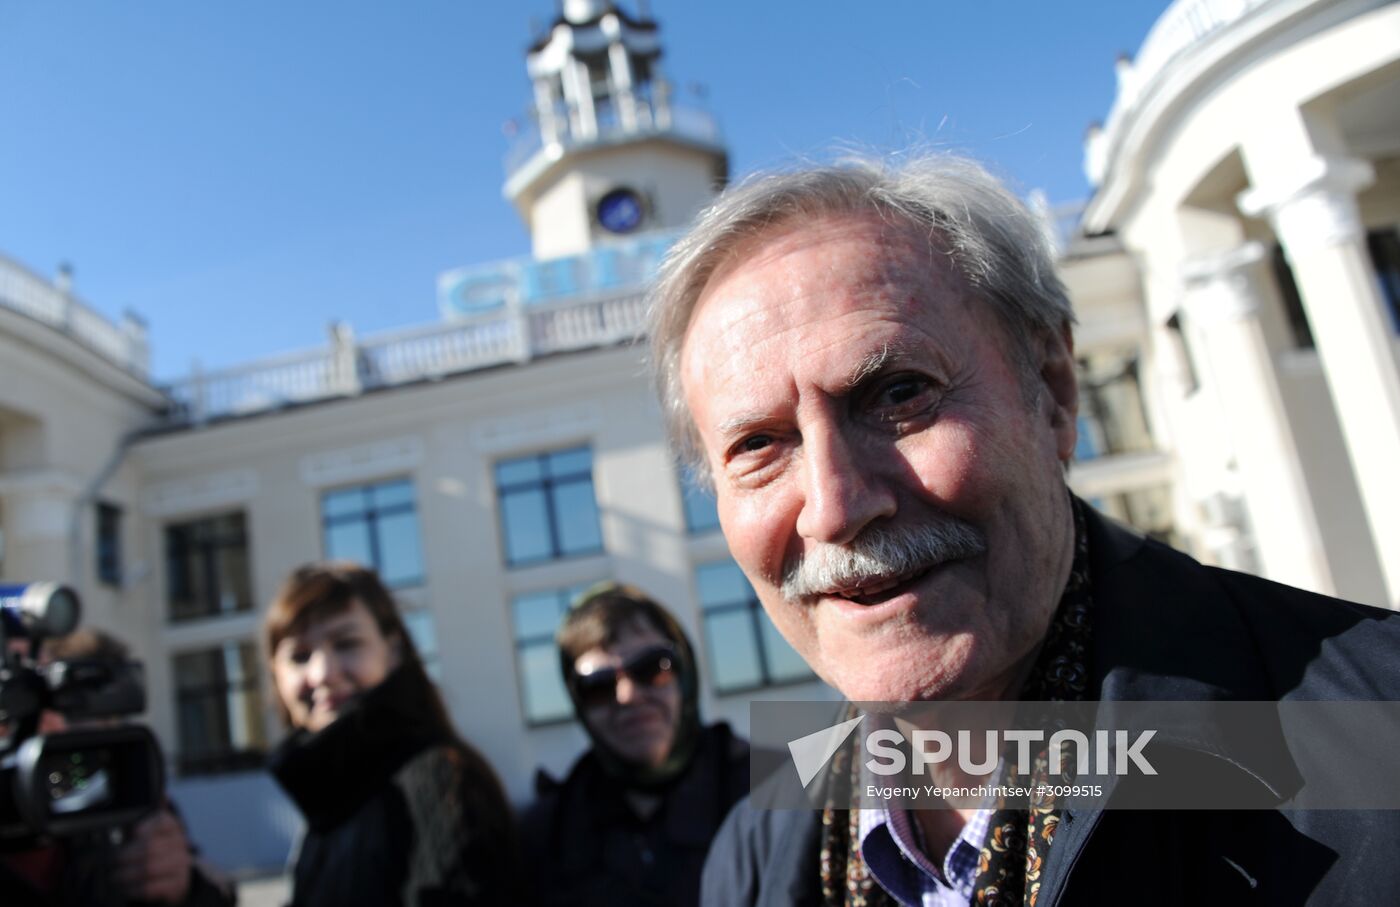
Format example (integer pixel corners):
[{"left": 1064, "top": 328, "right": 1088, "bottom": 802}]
[
  {"left": 739, "top": 434, "right": 772, "bottom": 453},
  {"left": 881, "top": 377, "right": 928, "bottom": 403},
  {"left": 872, "top": 376, "right": 935, "bottom": 415}
]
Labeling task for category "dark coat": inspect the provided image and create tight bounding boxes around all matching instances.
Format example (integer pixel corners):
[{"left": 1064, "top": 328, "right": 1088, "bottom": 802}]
[
  {"left": 701, "top": 504, "right": 1400, "bottom": 906},
  {"left": 270, "top": 667, "right": 520, "bottom": 907},
  {"left": 524, "top": 722, "right": 750, "bottom": 907}
]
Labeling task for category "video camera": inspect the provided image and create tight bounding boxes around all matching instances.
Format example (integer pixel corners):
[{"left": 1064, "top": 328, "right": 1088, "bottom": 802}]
[{"left": 0, "top": 583, "right": 164, "bottom": 847}]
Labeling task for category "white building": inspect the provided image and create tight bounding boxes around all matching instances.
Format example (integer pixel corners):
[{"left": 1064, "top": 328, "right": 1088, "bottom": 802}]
[
  {"left": 1083, "top": 0, "right": 1400, "bottom": 607},
  {"left": 2, "top": 0, "right": 1394, "bottom": 879}
]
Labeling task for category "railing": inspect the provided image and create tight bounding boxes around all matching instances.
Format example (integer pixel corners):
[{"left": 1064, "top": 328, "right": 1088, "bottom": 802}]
[
  {"left": 360, "top": 314, "right": 529, "bottom": 384},
  {"left": 160, "top": 287, "right": 651, "bottom": 425},
  {"left": 165, "top": 347, "right": 338, "bottom": 421},
  {"left": 0, "top": 253, "right": 150, "bottom": 377},
  {"left": 162, "top": 228, "right": 679, "bottom": 425},
  {"left": 1087, "top": 0, "right": 1276, "bottom": 185},
  {"left": 528, "top": 289, "right": 650, "bottom": 353},
  {"left": 505, "top": 95, "right": 722, "bottom": 177}
]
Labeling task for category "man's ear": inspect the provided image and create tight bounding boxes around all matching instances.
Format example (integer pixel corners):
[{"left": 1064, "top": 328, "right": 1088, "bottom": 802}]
[{"left": 1038, "top": 323, "right": 1079, "bottom": 463}]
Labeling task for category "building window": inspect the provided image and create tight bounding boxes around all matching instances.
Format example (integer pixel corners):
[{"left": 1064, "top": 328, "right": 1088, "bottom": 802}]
[
  {"left": 1075, "top": 354, "right": 1153, "bottom": 461},
  {"left": 1367, "top": 228, "right": 1400, "bottom": 333},
  {"left": 96, "top": 502, "right": 123, "bottom": 586},
  {"left": 165, "top": 513, "right": 253, "bottom": 623},
  {"left": 680, "top": 468, "right": 721, "bottom": 534},
  {"left": 173, "top": 641, "right": 266, "bottom": 775},
  {"left": 402, "top": 607, "right": 440, "bottom": 680},
  {"left": 696, "top": 559, "right": 811, "bottom": 694},
  {"left": 321, "top": 478, "right": 425, "bottom": 587},
  {"left": 511, "top": 583, "right": 594, "bottom": 725},
  {"left": 495, "top": 447, "right": 603, "bottom": 566}
]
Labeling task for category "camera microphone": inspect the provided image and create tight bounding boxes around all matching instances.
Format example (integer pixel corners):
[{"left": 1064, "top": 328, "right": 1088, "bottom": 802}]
[{"left": 0, "top": 583, "right": 82, "bottom": 640}]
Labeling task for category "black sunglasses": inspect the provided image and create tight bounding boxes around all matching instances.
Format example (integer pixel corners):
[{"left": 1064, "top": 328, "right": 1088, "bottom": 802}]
[{"left": 574, "top": 645, "right": 677, "bottom": 708}]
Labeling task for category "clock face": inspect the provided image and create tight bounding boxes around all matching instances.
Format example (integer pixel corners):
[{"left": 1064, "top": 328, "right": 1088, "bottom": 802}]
[{"left": 596, "top": 187, "right": 645, "bottom": 234}]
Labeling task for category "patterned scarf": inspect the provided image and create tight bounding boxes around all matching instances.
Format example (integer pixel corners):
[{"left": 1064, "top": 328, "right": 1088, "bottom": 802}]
[{"left": 819, "top": 501, "right": 1094, "bottom": 907}]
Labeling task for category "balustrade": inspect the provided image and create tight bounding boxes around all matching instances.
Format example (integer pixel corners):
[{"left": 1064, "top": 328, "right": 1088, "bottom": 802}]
[
  {"left": 0, "top": 253, "right": 149, "bottom": 376},
  {"left": 161, "top": 289, "right": 648, "bottom": 425}
]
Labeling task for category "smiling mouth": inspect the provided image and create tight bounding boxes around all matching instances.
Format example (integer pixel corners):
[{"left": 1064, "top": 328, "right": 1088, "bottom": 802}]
[
  {"left": 830, "top": 564, "right": 936, "bottom": 606},
  {"left": 311, "top": 694, "right": 349, "bottom": 714},
  {"left": 613, "top": 707, "right": 671, "bottom": 731}
]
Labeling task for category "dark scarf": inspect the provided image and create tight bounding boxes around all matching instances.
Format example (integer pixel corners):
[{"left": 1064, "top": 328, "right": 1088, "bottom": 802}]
[
  {"left": 268, "top": 665, "right": 453, "bottom": 831},
  {"left": 820, "top": 500, "right": 1094, "bottom": 907}
]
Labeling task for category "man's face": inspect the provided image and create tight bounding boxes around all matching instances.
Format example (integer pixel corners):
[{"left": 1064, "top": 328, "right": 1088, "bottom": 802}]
[
  {"left": 679, "top": 214, "right": 1078, "bottom": 702},
  {"left": 573, "top": 621, "right": 682, "bottom": 768}
]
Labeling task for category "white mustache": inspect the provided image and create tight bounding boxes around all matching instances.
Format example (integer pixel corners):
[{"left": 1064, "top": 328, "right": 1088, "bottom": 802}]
[{"left": 780, "top": 517, "right": 987, "bottom": 601}]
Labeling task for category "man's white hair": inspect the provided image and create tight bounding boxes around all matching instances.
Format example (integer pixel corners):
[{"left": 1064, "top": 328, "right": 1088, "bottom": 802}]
[{"left": 646, "top": 151, "right": 1075, "bottom": 484}]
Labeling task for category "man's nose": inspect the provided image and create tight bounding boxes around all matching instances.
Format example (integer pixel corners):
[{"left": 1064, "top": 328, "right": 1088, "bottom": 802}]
[
  {"left": 795, "top": 424, "right": 897, "bottom": 545},
  {"left": 614, "top": 673, "right": 639, "bottom": 705}
]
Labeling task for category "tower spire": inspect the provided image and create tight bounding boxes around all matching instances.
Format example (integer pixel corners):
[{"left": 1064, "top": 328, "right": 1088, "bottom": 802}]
[{"left": 504, "top": 2, "right": 727, "bottom": 259}]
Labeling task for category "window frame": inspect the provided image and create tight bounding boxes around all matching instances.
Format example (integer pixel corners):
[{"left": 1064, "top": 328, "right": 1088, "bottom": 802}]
[
  {"left": 401, "top": 606, "right": 441, "bottom": 680},
  {"left": 694, "top": 559, "right": 814, "bottom": 696},
  {"left": 320, "top": 476, "right": 426, "bottom": 588},
  {"left": 510, "top": 582, "right": 599, "bottom": 727},
  {"left": 172, "top": 640, "right": 267, "bottom": 776},
  {"left": 494, "top": 446, "right": 605, "bottom": 567},
  {"left": 164, "top": 511, "right": 254, "bottom": 623},
  {"left": 96, "top": 500, "right": 123, "bottom": 587},
  {"left": 679, "top": 468, "right": 721, "bottom": 535},
  {"left": 1365, "top": 226, "right": 1400, "bottom": 334}
]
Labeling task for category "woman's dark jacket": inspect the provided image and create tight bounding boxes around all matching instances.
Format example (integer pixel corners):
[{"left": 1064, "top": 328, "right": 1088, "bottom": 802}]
[
  {"left": 523, "top": 721, "right": 749, "bottom": 907},
  {"left": 270, "top": 666, "right": 519, "bottom": 907}
]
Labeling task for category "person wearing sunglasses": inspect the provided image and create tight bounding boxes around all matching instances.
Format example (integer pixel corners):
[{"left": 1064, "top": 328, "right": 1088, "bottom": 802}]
[{"left": 522, "top": 583, "right": 749, "bottom": 907}]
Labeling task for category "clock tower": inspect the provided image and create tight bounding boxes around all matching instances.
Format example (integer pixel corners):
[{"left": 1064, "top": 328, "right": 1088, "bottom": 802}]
[{"left": 503, "top": 0, "right": 728, "bottom": 260}]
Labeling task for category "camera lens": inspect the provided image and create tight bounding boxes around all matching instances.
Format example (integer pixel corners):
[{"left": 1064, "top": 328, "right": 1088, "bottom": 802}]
[{"left": 44, "top": 747, "right": 115, "bottom": 815}]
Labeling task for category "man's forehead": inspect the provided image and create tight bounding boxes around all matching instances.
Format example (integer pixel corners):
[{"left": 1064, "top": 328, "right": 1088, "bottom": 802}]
[
  {"left": 578, "top": 619, "right": 668, "bottom": 665},
  {"left": 700, "top": 211, "right": 933, "bottom": 296},
  {"left": 680, "top": 217, "right": 966, "bottom": 373}
]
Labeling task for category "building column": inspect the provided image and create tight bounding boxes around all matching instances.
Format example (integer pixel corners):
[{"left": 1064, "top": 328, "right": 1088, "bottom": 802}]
[
  {"left": 608, "top": 39, "right": 637, "bottom": 132},
  {"left": 0, "top": 471, "right": 82, "bottom": 586},
  {"left": 1180, "top": 243, "right": 1334, "bottom": 594},
  {"left": 1240, "top": 155, "right": 1400, "bottom": 607},
  {"left": 532, "top": 76, "right": 560, "bottom": 145},
  {"left": 564, "top": 57, "right": 597, "bottom": 141}
]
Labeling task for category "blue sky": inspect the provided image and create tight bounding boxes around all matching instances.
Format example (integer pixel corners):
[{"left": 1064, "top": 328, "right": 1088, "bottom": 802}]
[{"left": 1, "top": 1, "right": 1166, "bottom": 379}]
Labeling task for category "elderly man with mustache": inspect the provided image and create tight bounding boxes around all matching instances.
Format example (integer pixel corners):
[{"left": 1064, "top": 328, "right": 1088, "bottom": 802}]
[{"left": 646, "top": 153, "right": 1400, "bottom": 907}]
